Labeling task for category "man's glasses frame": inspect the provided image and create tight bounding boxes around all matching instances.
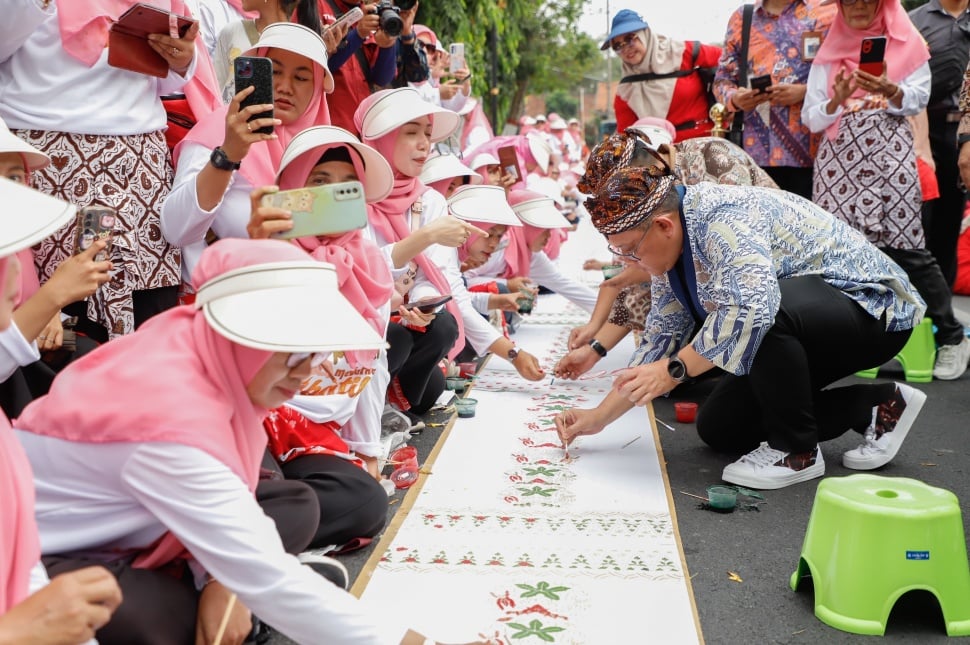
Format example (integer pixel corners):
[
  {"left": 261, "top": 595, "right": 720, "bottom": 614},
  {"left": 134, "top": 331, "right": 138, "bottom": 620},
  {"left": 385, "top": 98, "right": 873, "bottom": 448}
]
[{"left": 607, "top": 222, "right": 652, "bottom": 262}]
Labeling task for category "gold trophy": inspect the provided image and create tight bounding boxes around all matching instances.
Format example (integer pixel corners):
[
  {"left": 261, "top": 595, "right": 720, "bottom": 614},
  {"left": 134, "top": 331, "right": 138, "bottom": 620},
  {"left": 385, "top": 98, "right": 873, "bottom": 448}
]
[{"left": 709, "top": 103, "right": 728, "bottom": 138}]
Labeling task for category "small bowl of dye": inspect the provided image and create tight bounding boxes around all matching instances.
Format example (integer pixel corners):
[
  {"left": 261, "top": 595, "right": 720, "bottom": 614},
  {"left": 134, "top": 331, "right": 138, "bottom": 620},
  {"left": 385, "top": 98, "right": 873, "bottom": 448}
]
[
  {"left": 389, "top": 446, "right": 418, "bottom": 471},
  {"left": 454, "top": 397, "right": 478, "bottom": 418},
  {"left": 706, "top": 485, "right": 737, "bottom": 512},
  {"left": 390, "top": 466, "right": 419, "bottom": 489},
  {"left": 674, "top": 401, "right": 698, "bottom": 423},
  {"left": 517, "top": 288, "right": 536, "bottom": 314},
  {"left": 602, "top": 264, "right": 624, "bottom": 280},
  {"left": 446, "top": 377, "right": 470, "bottom": 393}
]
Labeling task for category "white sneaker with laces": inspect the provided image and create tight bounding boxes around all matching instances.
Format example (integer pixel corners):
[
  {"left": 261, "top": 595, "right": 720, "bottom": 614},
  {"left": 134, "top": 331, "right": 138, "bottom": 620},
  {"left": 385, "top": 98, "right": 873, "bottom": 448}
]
[
  {"left": 933, "top": 336, "right": 970, "bottom": 381},
  {"left": 297, "top": 551, "right": 350, "bottom": 589},
  {"left": 843, "top": 382, "right": 926, "bottom": 470},
  {"left": 721, "top": 442, "right": 825, "bottom": 490}
]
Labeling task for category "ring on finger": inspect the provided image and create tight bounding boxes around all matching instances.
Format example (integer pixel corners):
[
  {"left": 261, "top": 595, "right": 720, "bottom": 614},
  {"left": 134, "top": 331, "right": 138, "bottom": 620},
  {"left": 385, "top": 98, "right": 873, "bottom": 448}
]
[
  {"left": 247, "top": 122, "right": 252, "bottom": 132},
  {"left": 172, "top": 47, "right": 180, "bottom": 56}
]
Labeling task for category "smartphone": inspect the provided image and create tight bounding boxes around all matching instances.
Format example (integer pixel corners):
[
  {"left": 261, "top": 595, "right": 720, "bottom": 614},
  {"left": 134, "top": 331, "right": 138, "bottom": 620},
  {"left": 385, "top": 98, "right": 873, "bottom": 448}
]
[
  {"left": 859, "top": 36, "right": 887, "bottom": 77},
  {"left": 406, "top": 294, "right": 453, "bottom": 314},
  {"left": 263, "top": 181, "right": 367, "bottom": 239},
  {"left": 496, "top": 145, "right": 522, "bottom": 182},
  {"left": 448, "top": 42, "right": 466, "bottom": 73},
  {"left": 328, "top": 6, "right": 364, "bottom": 32},
  {"left": 749, "top": 74, "right": 772, "bottom": 94},
  {"left": 75, "top": 206, "right": 116, "bottom": 261},
  {"left": 234, "top": 56, "right": 274, "bottom": 135}
]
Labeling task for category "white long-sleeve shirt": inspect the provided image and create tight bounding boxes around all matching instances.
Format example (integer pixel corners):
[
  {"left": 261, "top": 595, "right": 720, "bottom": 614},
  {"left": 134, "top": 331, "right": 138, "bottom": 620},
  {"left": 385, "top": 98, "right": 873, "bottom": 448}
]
[
  {"left": 15, "top": 432, "right": 407, "bottom": 645},
  {"left": 802, "top": 62, "right": 930, "bottom": 134},
  {"left": 0, "top": 1, "right": 195, "bottom": 135},
  {"left": 162, "top": 140, "right": 252, "bottom": 283},
  {"left": 0, "top": 322, "right": 39, "bottom": 382},
  {"left": 465, "top": 248, "right": 598, "bottom": 313}
]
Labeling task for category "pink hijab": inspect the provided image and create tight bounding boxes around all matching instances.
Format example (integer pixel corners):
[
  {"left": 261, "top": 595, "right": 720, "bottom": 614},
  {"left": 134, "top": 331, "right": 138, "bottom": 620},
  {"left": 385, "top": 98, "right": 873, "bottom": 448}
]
[
  {"left": 357, "top": 100, "right": 466, "bottom": 359},
  {"left": 466, "top": 135, "right": 545, "bottom": 188},
  {"left": 813, "top": 0, "right": 929, "bottom": 140},
  {"left": 503, "top": 224, "right": 546, "bottom": 279},
  {"left": 14, "top": 240, "right": 311, "bottom": 568},
  {"left": 457, "top": 220, "right": 496, "bottom": 264},
  {"left": 176, "top": 46, "right": 331, "bottom": 187},
  {"left": 56, "top": 1, "right": 222, "bottom": 119},
  {"left": 281, "top": 143, "right": 394, "bottom": 368},
  {"left": 0, "top": 255, "right": 40, "bottom": 613}
]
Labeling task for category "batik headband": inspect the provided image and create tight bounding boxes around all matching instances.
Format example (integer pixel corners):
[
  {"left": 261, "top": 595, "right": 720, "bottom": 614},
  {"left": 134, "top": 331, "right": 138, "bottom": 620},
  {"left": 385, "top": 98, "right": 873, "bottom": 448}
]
[{"left": 588, "top": 168, "right": 675, "bottom": 235}]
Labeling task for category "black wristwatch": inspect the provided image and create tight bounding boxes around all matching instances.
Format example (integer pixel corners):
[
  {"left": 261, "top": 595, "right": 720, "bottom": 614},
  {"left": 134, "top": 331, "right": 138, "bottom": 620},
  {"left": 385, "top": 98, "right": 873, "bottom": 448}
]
[
  {"left": 588, "top": 338, "right": 607, "bottom": 358},
  {"left": 959, "top": 133, "right": 970, "bottom": 146},
  {"left": 210, "top": 147, "right": 241, "bottom": 171},
  {"left": 507, "top": 345, "right": 520, "bottom": 362},
  {"left": 667, "top": 352, "right": 693, "bottom": 384}
]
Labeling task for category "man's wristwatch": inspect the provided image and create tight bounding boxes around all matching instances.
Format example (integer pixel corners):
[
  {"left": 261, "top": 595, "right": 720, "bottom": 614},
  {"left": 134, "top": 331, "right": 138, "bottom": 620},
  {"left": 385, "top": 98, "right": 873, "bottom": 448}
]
[
  {"left": 588, "top": 338, "right": 607, "bottom": 358},
  {"left": 210, "top": 147, "right": 241, "bottom": 171},
  {"left": 959, "top": 133, "right": 970, "bottom": 146},
  {"left": 667, "top": 352, "right": 693, "bottom": 384},
  {"left": 507, "top": 345, "right": 520, "bottom": 362}
]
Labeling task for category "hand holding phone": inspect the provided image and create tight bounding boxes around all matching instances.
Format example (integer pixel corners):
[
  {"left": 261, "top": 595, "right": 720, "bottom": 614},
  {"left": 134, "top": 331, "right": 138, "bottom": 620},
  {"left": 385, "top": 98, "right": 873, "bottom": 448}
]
[
  {"left": 234, "top": 56, "right": 274, "bottom": 135},
  {"left": 328, "top": 6, "right": 364, "bottom": 32},
  {"left": 263, "top": 181, "right": 367, "bottom": 239},
  {"left": 496, "top": 145, "right": 522, "bottom": 183},
  {"left": 405, "top": 294, "right": 453, "bottom": 314},
  {"left": 448, "top": 43, "right": 466, "bottom": 74}
]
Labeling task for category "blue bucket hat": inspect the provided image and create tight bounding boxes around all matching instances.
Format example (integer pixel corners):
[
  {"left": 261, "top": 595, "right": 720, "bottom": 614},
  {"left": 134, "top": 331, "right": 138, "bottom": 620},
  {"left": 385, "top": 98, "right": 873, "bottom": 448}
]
[{"left": 600, "top": 9, "right": 649, "bottom": 51}]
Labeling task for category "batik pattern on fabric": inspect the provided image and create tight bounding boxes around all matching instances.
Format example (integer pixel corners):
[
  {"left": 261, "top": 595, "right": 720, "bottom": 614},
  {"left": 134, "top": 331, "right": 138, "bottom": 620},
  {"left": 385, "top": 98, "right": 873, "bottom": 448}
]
[
  {"left": 607, "top": 284, "right": 651, "bottom": 332},
  {"left": 630, "top": 184, "right": 925, "bottom": 373},
  {"left": 358, "top": 297, "right": 700, "bottom": 644},
  {"left": 674, "top": 137, "right": 779, "bottom": 188},
  {"left": 813, "top": 109, "right": 924, "bottom": 250},
  {"left": 14, "top": 129, "right": 181, "bottom": 338}
]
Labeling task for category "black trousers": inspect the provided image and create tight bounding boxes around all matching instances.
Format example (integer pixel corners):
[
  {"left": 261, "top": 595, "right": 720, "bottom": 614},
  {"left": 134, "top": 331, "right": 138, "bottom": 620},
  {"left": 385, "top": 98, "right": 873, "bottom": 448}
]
[
  {"left": 881, "top": 246, "right": 966, "bottom": 346},
  {"left": 0, "top": 334, "right": 99, "bottom": 419},
  {"left": 696, "top": 276, "right": 910, "bottom": 455},
  {"left": 281, "top": 453, "right": 388, "bottom": 549},
  {"left": 923, "top": 114, "right": 966, "bottom": 286},
  {"left": 386, "top": 311, "right": 458, "bottom": 414},
  {"left": 761, "top": 166, "right": 814, "bottom": 200},
  {"left": 63, "top": 285, "right": 179, "bottom": 344},
  {"left": 42, "top": 479, "right": 318, "bottom": 645}
]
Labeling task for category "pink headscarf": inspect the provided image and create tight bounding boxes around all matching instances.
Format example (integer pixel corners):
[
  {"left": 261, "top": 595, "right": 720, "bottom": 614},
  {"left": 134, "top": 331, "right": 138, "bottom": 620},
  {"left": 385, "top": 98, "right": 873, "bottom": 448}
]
[
  {"left": 457, "top": 219, "right": 495, "bottom": 264},
  {"left": 503, "top": 189, "right": 554, "bottom": 278},
  {"left": 56, "top": 1, "right": 222, "bottom": 119},
  {"left": 14, "top": 240, "right": 315, "bottom": 568},
  {"left": 356, "top": 95, "right": 466, "bottom": 359},
  {"left": 13, "top": 162, "right": 40, "bottom": 307},
  {"left": 465, "top": 135, "right": 545, "bottom": 188},
  {"left": 176, "top": 46, "right": 331, "bottom": 187},
  {"left": 0, "top": 254, "right": 39, "bottom": 613},
  {"left": 813, "top": 0, "right": 929, "bottom": 140},
  {"left": 281, "top": 143, "right": 394, "bottom": 368}
]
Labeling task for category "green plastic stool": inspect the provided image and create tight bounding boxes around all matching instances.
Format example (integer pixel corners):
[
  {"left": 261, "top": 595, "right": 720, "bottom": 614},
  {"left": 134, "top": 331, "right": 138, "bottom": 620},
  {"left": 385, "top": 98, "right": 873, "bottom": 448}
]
[
  {"left": 856, "top": 317, "right": 936, "bottom": 383},
  {"left": 791, "top": 475, "right": 970, "bottom": 636}
]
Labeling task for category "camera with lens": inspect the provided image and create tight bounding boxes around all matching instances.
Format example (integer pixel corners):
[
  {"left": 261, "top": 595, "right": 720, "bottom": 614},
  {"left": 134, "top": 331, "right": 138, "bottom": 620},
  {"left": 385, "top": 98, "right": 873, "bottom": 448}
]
[{"left": 374, "top": 0, "right": 403, "bottom": 38}]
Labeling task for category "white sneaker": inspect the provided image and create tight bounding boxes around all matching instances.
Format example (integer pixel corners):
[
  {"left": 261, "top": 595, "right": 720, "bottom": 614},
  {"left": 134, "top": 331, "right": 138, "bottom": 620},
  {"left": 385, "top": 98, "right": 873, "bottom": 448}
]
[
  {"left": 721, "top": 442, "right": 825, "bottom": 490},
  {"left": 843, "top": 383, "right": 926, "bottom": 470},
  {"left": 297, "top": 551, "right": 350, "bottom": 589},
  {"left": 933, "top": 336, "right": 970, "bottom": 380}
]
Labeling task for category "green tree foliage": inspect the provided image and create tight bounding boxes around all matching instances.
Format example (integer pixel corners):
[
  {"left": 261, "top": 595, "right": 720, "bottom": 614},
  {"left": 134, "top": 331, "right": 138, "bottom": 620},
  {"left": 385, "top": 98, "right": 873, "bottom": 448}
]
[{"left": 415, "top": 0, "right": 600, "bottom": 127}]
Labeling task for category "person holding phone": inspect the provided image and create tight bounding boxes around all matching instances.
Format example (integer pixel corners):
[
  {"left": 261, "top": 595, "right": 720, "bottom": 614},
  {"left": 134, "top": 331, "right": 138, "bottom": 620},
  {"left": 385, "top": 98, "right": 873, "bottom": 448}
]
[
  {"left": 354, "top": 88, "right": 490, "bottom": 415},
  {"left": 247, "top": 126, "right": 397, "bottom": 550},
  {"left": 0, "top": 179, "right": 123, "bottom": 645},
  {"left": 804, "top": 0, "right": 970, "bottom": 380},
  {"left": 0, "top": 120, "right": 112, "bottom": 419},
  {"left": 411, "top": 25, "right": 470, "bottom": 112},
  {"left": 0, "top": 1, "right": 208, "bottom": 343},
  {"left": 213, "top": 0, "right": 323, "bottom": 103},
  {"left": 163, "top": 23, "right": 334, "bottom": 287},
  {"left": 713, "top": 0, "right": 835, "bottom": 199}
]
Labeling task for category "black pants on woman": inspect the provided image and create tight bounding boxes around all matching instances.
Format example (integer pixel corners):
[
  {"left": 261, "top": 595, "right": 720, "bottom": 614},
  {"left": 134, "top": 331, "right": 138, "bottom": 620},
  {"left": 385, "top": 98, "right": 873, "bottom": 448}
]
[
  {"left": 696, "top": 275, "right": 912, "bottom": 455},
  {"left": 386, "top": 311, "right": 459, "bottom": 414},
  {"left": 42, "top": 479, "right": 318, "bottom": 645}
]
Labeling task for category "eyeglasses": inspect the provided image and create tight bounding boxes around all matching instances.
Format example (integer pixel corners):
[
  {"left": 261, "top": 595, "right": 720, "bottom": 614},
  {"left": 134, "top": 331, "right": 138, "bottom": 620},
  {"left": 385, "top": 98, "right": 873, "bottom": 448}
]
[
  {"left": 607, "top": 222, "right": 652, "bottom": 262},
  {"left": 286, "top": 352, "right": 331, "bottom": 369},
  {"left": 611, "top": 34, "right": 638, "bottom": 52},
  {"left": 840, "top": 0, "right": 878, "bottom": 5}
]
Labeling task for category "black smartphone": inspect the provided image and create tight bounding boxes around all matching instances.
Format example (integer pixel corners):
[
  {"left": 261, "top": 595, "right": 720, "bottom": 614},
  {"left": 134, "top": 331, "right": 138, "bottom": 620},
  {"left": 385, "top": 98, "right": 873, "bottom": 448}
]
[
  {"left": 859, "top": 36, "right": 887, "bottom": 76},
  {"left": 406, "top": 294, "right": 453, "bottom": 314},
  {"left": 749, "top": 74, "right": 772, "bottom": 94},
  {"left": 234, "top": 56, "right": 274, "bottom": 135}
]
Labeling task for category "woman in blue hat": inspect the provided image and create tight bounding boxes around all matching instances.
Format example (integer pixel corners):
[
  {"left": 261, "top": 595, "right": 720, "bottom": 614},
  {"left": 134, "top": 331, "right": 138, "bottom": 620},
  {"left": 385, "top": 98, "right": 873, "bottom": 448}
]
[{"left": 605, "top": 9, "right": 721, "bottom": 141}]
